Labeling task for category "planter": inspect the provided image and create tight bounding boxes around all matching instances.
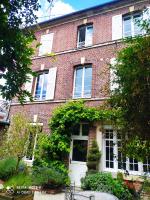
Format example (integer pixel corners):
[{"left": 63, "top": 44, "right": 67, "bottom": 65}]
[
  {"left": 0, "top": 193, "right": 34, "bottom": 200},
  {"left": 44, "top": 188, "right": 62, "bottom": 194},
  {"left": 41, "top": 183, "right": 63, "bottom": 194}
]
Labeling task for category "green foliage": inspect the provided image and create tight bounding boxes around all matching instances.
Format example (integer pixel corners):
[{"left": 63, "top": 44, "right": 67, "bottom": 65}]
[
  {"left": 87, "top": 140, "right": 101, "bottom": 172},
  {"left": 109, "top": 18, "right": 150, "bottom": 161},
  {"left": 34, "top": 100, "right": 120, "bottom": 179},
  {"left": 0, "top": 157, "right": 28, "bottom": 181},
  {"left": 117, "top": 172, "right": 124, "bottom": 181},
  {"left": 49, "top": 100, "right": 120, "bottom": 158},
  {"left": 81, "top": 172, "right": 132, "bottom": 200},
  {"left": 0, "top": 0, "right": 53, "bottom": 103},
  {"left": 4, "top": 173, "right": 32, "bottom": 189},
  {"left": 32, "top": 166, "right": 69, "bottom": 188},
  {"left": 0, "top": 113, "right": 30, "bottom": 159},
  {"left": 0, "top": 158, "right": 16, "bottom": 180},
  {"left": 142, "top": 178, "right": 150, "bottom": 193},
  {"left": 0, "top": 113, "right": 40, "bottom": 174}
]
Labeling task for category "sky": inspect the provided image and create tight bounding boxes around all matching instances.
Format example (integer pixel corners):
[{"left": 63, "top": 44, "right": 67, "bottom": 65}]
[{"left": 37, "top": 0, "right": 114, "bottom": 22}]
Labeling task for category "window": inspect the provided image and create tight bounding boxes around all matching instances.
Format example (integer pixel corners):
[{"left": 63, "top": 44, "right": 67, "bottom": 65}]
[
  {"left": 103, "top": 129, "right": 150, "bottom": 175},
  {"left": 34, "top": 71, "right": 48, "bottom": 100},
  {"left": 105, "top": 129, "right": 114, "bottom": 169},
  {"left": 71, "top": 124, "right": 89, "bottom": 162},
  {"left": 73, "top": 65, "right": 92, "bottom": 98},
  {"left": 39, "top": 33, "right": 54, "bottom": 56},
  {"left": 123, "top": 12, "right": 142, "bottom": 37},
  {"left": 143, "top": 159, "right": 150, "bottom": 173},
  {"left": 77, "top": 25, "right": 93, "bottom": 48},
  {"left": 26, "top": 132, "right": 37, "bottom": 161}
]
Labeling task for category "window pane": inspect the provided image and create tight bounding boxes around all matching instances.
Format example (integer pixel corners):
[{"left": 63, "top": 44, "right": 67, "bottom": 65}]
[
  {"left": 105, "top": 129, "right": 114, "bottom": 169},
  {"left": 35, "top": 72, "right": 48, "bottom": 100},
  {"left": 84, "top": 67, "right": 92, "bottom": 97},
  {"left": 78, "top": 27, "right": 86, "bottom": 47},
  {"left": 123, "top": 17, "right": 132, "bottom": 37},
  {"left": 105, "top": 129, "right": 113, "bottom": 139},
  {"left": 74, "top": 68, "right": 83, "bottom": 98},
  {"left": 143, "top": 158, "right": 150, "bottom": 173},
  {"left": 35, "top": 74, "right": 43, "bottom": 99},
  {"left": 71, "top": 124, "right": 80, "bottom": 136},
  {"left": 82, "top": 124, "right": 89, "bottom": 136},
  {"left": 72, "top": 140, "right": 88, "bottom": 162},
  {"left": 85, "top": 26, "right": 93, "bottom": 46},
  {"left": 133, "top": 14, "right": 142, "bottom": 36},
  {"left": 42, "top": 73, "right": 48, "bottom": 99},
  {"left": 129, "top": 158, "right": 138, "bottom": 171},
  {"left": 118, "top": 140, "right": 126, "bottom": 170}
]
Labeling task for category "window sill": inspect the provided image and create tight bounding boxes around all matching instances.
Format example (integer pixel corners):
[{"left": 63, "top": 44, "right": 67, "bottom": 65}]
[
  {"left": 72, "top": 96, "right": 92, "bottom": 100},
  {"left": 103, "top": 168, "right": 149, "bottom": 177},
  {"left": 77, "top": 44, "right": 93, "bottom": 49}
]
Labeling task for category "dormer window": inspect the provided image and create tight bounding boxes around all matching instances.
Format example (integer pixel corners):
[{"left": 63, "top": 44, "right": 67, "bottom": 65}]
[{"left": 77, "top": 24, "right": 93, "bottom": 48}]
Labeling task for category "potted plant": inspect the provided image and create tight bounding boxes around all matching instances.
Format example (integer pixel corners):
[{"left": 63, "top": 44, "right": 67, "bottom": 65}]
[{"left": 87, "top": 140, "right": 101, "bottom": 173}]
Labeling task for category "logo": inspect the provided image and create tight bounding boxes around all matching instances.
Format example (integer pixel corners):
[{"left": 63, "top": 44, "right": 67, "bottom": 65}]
[{"left": 6, "top": 186, "right": 14, "bottom": 195}]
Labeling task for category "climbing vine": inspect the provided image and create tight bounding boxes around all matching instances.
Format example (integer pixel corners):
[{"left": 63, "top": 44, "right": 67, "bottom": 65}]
[{"left": 34, "top": 100, "right": 121, "bottom": 173}]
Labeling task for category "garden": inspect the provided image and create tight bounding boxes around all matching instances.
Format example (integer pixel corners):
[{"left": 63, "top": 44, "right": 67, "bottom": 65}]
[{"left": 0, "top": 101, "right": 149, "bottom": 200}]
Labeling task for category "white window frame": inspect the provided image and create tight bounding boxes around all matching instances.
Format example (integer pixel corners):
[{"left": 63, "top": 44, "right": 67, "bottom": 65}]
[
  {"left": 102, "top": 126, "right": 150, "bottom": 176},
  {"left": 77, "top": 25, "right": 93, "bottom": 48},
  {"left": 34, "top": 71, "right": 48, "bottom": 101},
  {"left": 70, "top": 123, "right": 89, "bottom": 164},
  {"left": 73, "top": 65, "right": 92, "bottom": 99},
  {"left": 123, "top": 12, "right": 143, "bottom": 38}
]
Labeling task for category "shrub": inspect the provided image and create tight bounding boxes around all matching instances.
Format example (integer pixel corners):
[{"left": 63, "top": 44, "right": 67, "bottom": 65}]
[
  {"left": 81, "top": 172, "right": 132, "bottom": 200},
  {"left": 4, "top": 173, "right": 32, "bottom": 189},
  {"left": 0, "top": 158, "right": 28, "bottom": 181},
  {"left": 0, "top": 158, "right": 17, "bottom": 180},
  {"left": 87, "top": 140, "right": 101, "bottom": 172},
  {"left": 32, "top": 166, "right": 69, "bottom": 189},
  {"left": 142, "top": 178, "right": 150, "bottom": 193}
]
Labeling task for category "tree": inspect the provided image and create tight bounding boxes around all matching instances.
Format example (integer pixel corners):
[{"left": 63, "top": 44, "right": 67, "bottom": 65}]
[
  {"left": 0, "top": 0, "right": 53, "bottom": 103},
  {"left": 0, "top": 113, "right": 31, "bottom": 173},
  {"left": 109, "top": 15, "right": 150, "bottom": 161}
]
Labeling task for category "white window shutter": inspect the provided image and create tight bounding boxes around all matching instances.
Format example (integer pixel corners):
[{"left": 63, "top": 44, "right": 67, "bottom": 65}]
[
  {"left": 143, "top": 7, "right": 150, "bottom": 34},
  {"left": 25, "top": 74, "right": 33, "bottom": 101},
  {"left": 143, "top": 6, "right": 150, "bottom": 20},
  {"left": 112, "top": 14, "right": 123, "bottom": 40},
  {"left": 46, "top": 67, "right": 57, "bottom": 100},
  {"left": 110, "top": 58, "right": 118, "bottom": 91},
  {"left": 39, "top": 33, "right": 54, "bottom": 56}
]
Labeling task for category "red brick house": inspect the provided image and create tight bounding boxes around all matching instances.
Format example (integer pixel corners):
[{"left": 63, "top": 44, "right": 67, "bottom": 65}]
[{"left": 9, "top": 0, "right": 150, "bottom": 185}]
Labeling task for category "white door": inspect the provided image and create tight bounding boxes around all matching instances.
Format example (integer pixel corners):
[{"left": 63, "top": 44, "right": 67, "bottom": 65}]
[{"left": 69, "top": 124, "right": 89, "bottom": 186}]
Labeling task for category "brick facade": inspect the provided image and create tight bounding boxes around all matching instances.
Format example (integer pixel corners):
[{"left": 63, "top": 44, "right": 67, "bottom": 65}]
[{"left": 10, "top": 1, "right": 149, "bottom": 131}]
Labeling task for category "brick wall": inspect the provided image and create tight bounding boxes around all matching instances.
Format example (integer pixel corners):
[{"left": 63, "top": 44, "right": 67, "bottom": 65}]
[
  {"left": 10, "top": 0, "right": 149, "bottom": 132},
  {"left": 33, "top": 1, "right": 148, "bottom": 55}
]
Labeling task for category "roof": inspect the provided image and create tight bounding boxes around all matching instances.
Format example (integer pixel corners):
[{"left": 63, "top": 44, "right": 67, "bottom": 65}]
[{"left": 32, "top": 0, "right": 141, "bottom": 29}]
